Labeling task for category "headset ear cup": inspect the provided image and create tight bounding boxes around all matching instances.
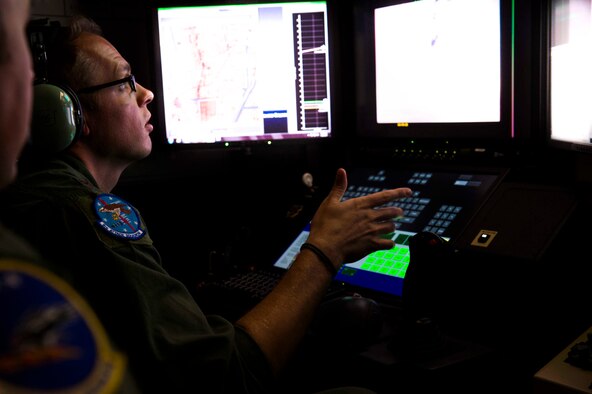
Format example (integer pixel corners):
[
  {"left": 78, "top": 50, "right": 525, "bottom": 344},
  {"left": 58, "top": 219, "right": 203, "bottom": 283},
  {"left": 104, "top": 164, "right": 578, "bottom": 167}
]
[{"left": 31, "top": 83, "right": 83, "bottom": 154}]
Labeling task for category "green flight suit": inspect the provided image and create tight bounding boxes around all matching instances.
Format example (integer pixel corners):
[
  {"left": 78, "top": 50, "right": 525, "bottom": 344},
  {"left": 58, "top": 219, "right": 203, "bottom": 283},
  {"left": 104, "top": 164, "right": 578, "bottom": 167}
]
[{"left": 0, "top": 154, "right": 273, "bottom": 393}]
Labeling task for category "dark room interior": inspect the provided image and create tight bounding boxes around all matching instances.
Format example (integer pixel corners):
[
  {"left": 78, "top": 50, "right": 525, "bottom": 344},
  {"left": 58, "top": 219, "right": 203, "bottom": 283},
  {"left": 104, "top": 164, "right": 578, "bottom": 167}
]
[{"left": 18, "top": 0, "right": 592, "bottom": 392}]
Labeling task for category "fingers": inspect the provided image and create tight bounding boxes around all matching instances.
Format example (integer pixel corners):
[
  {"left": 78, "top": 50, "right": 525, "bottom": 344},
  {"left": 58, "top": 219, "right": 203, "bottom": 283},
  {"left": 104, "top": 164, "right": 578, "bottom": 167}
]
[
  {"left": 327, "top": 168, "right": 348, "bottom": 203},
  {"left": 343, "top": 187, "right": 412, "bottom": 212},
  {"left": 363, "top": 187, "right": 413, "bottom": 208},
  {"left": 330, "top": 168, "right": 412, "bottom": 209},
  {"left": 371, "top": 206, "right": 405, "bottom": 223},
  {"left": 368, "top": 217, "right": 396, "bottom": 237}
]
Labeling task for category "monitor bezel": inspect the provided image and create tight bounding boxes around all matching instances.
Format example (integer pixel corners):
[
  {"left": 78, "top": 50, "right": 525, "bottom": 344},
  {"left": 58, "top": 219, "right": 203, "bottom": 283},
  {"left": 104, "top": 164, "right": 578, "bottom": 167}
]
[
  {"left": 543, "top": 0, "right": 592, "bottom": 156},
  {"left": 352, "top": 0, "right": 515, "bottom": 145},
  {"left": 149, "top": 0, "right": 337, "bottom": 151}
]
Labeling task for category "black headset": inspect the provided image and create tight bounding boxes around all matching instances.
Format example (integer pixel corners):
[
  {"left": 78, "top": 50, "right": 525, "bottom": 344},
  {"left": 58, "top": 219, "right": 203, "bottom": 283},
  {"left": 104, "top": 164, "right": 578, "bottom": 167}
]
[{"left": 30, "top": 26, "right": 83, "bottom": 154}]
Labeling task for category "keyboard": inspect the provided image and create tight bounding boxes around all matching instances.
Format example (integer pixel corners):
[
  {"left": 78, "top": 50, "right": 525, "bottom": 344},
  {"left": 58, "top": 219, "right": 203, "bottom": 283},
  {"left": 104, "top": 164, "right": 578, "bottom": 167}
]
[
  {"left": 195, "top": 269, "right": 285, "bottom": 319},
  {"left": 219, "top": 269, "right": 283, "bottom": 300}
]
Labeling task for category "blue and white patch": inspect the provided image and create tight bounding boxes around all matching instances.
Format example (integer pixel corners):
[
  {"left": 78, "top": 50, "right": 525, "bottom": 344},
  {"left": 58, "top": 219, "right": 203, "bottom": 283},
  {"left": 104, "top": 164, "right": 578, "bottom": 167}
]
[
  {"left": 94, "top": 193, "right": 145, "bottom": 240},
  {"left": 0, "top": 260, "right": 126, "bottom": 393}
]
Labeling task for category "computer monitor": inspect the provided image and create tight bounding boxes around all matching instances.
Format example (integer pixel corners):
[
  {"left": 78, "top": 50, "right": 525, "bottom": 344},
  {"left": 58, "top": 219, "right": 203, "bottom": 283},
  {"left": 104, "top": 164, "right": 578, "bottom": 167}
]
[
  {"left": 151, "top": 1, "right": 333, "bottom": 148},
  {"left": 353, "top": 0, "right": 514, "bottom": 145},
  {"left": 546, "top": 0, "right": 592, "bottom": 154}
]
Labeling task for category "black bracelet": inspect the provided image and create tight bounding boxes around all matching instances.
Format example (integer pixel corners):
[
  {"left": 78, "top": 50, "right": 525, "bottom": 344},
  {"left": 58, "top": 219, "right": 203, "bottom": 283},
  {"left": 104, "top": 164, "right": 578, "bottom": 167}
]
[{"left": 300, "top": 242, "right": 337, "bottom": 276}]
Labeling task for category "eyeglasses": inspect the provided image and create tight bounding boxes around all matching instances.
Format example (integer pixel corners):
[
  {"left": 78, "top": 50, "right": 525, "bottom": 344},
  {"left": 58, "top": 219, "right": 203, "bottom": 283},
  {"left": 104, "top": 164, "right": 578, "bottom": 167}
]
[{"left": 78, "top": 74, "right": 136, "bottom": 94}]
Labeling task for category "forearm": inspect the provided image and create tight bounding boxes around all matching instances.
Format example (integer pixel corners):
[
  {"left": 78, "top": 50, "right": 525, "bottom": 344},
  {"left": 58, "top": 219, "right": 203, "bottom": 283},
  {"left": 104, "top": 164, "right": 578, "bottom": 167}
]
[
  {"left": 236, "top": 250, "right": 333, "bottom": 375},
  {"left": 235, "top": 169, "right": 412, "bottom": 375}
]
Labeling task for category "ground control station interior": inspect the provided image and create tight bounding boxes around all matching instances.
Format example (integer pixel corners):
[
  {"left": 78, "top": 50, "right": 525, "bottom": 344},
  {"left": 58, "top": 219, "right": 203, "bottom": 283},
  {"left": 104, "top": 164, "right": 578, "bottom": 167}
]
[{"left": 22, "top": 0, "right": 592, "bottom": 392}]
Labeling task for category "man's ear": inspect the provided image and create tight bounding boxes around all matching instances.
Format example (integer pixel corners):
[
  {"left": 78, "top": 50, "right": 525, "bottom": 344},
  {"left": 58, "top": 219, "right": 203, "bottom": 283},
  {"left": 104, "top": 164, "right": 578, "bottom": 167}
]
[{"left": 81, "top": 119, "right": 91, "bottom": 137}]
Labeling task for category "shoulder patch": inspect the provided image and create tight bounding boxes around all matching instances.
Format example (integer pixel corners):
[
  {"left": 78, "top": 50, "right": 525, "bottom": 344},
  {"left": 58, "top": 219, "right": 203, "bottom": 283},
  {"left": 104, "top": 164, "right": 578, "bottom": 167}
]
[
  {"left": 0, "top": 260, "right": 126, "bottom": 393},
  {"left": 94, "top": 193, "right": 145, "bottom": 240}
]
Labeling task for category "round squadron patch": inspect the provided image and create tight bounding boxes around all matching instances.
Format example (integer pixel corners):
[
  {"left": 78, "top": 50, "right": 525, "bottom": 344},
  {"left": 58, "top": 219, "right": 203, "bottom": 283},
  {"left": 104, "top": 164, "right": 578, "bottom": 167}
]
[
  {"left": 94, "top": 193, "right": 145, "bottom": 240},
  {"left": 0, "top": 260, "right": 127, "bottom": 393}
]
